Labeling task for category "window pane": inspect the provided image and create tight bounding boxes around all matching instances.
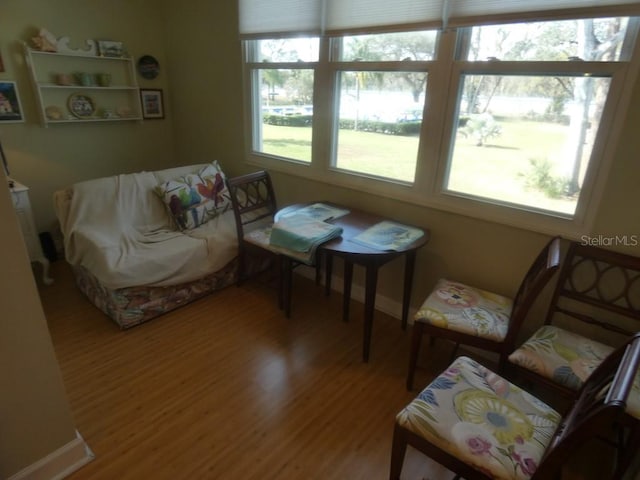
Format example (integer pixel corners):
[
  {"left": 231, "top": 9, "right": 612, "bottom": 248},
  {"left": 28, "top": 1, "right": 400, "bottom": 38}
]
[
  {"left": 465, "top": 18, "right": 630, "bottom": 62},
  {"left": 254, "top": 69, "right": 314, "bottom": 162},
  {"left": 257, "top": 38, "right": 319, "bottom": 62},
  {"left": 340, "top": 31, "right": 437, "bottom": 61},
  {"left": 445, "top": 74, "right": 611, "bottom": 216},
  {"left": 335, "top": 71, "right": 425, "bottom": 182}
]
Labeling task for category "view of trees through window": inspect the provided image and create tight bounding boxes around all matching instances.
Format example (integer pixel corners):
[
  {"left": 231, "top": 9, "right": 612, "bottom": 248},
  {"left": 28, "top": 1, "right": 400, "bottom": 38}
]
[
  {"left": 446, "top": 18, "right": 628, "bottom": 215},
  {"left": 248, "top": 16, "right": 632, "bottom": 216}
]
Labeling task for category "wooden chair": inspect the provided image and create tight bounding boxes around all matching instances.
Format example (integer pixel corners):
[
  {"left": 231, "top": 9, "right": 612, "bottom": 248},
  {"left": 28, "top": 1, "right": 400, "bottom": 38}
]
[
  {"left": 507, "top": 241, "right": 640, "bottom": 464},
  {"left": 226, "top": 171, "right": 289, "bottom": 314},
  {"left": 508, "top": 241, "right": 640, "bottom": 400},
  {"left": 406, "top": 237, "right": 561, "bottom": 390},
  {"left": 227, "top": 170, "right": 319, "bottom": 317},
  {"left": 391, "top": 333, "right": 640, "bottom": 480}
]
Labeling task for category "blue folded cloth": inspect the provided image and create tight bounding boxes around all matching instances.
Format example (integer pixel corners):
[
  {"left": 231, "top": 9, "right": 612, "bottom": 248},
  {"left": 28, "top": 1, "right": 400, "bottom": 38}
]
[{"left": 270, "top": 214, "right": 343, "bottom": 252}]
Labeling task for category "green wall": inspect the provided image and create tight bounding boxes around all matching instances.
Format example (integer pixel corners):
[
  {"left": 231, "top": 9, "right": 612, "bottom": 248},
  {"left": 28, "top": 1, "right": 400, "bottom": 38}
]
[{"left": 0, "top": 0, "right": 176, "bottom": 234}]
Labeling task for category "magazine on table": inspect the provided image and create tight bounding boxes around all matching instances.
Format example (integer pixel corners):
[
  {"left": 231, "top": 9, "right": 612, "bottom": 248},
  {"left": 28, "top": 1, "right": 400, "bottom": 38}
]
[
  {"left": 281, "top": 203, "right": 350, "bottom": 222},
  {"left": 350, "top": 221, "right": 424, "bottom": 251}
]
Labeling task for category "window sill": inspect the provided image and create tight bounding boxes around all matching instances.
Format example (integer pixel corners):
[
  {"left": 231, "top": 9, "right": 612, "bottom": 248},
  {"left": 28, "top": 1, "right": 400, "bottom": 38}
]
[{"left": 246, "top": 152, "right": 596, "bottom": 240}]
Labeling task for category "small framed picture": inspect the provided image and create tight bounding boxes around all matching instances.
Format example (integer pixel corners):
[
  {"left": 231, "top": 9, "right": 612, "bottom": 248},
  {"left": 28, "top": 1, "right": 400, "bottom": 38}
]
[
  {"left": 0, "top": 81, "right": 24, "bottom": 123},
  {"left": 97, "top": 40, "right": 124, "bottom": 58},
  {"left": 140, "top": 88, "right": 164, "bottom": 119}
]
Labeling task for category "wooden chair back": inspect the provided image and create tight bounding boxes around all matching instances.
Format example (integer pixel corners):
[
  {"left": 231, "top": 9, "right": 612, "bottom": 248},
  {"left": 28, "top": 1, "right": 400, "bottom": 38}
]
[
  {"left": 226, "top": 170, "right": 277, "bottom": 239},
  {"left": 226, "top": 170, "right": 278, "bottom": 283},
  {"left": 503, "top": 236, "right": 562, "bottom": 349},
  {"left": 544, "top": 241, "right": 640, "bottom": 343}
]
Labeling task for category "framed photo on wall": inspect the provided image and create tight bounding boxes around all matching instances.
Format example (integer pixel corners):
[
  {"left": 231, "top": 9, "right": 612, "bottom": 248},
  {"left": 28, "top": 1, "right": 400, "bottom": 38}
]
[
  {"left": 140, "top": 88, "right": 164, "bottom": 119},
  {"left": 0, "top": 81, "right": 24, "bottom": 123}
]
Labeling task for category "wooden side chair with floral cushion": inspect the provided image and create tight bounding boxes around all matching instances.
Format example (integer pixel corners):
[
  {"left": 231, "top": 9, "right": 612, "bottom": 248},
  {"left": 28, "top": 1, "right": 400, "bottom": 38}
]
[
  {"left": 406, "top": 237, "right": 561, "bottom": 391},
  {"left": 507, "top": 241, "right": 640, "bottom": 465},
  {"left": 508, "top": 241, "right": 640, "bottom": 400},
  {"left": 391, "top": 333, "right": 640, "bottom": 480}
]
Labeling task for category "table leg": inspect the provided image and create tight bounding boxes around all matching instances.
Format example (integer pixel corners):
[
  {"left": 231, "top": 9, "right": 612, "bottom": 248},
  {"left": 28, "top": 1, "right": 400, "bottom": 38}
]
[
  {"left": 277, "top": 255, "right": 284, "bottom": 310},
  {"left": 362, "top": 264, "right": 378, "bottom": 362},
  {"left": 315, "top": 250, "right": 323, "bottom": 285},
  {"left": 402, "top": 250, "right": 417, "bottom": 330},
  {"left": 343, "top": 260, "right": 353, "bottom": 322},
  {"left": 324, "top": 252, "right": 333, "bottom": 296},
  {"left": 282, "top": 256, "right": 293, "bottom": 318}
]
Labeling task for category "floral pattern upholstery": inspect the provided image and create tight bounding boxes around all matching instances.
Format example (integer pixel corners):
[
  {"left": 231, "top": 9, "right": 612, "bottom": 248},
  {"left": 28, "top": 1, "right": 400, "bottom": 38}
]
[
  {"left": 508, "top": 325, "right": 640, "bottom": 419},
  {"left": 397, "top": 356, "right": 561, "bottom": 480},
  {"left": 73, "top": 261, "right": 237, "bottom": 329},
  {"left": 414, "top": 279, "right": 514, "bottom": 342}
]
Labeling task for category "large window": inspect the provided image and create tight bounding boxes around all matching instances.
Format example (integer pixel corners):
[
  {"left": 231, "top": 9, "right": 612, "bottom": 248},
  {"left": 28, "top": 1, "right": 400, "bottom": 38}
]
[
  {"left": 333, "top": 31, "right": 436, "bottom": 182},
  {"left": 241, "top": 4, "right": 640, "bottom": 234},
  {"left": 444, "top": 18, "right": 631, "bottom": 217}
]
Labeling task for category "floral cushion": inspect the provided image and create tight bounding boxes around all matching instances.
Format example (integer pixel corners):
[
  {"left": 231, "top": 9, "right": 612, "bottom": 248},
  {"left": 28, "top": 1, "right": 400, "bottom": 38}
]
[
  {"left": 397, "top": 356, "right": 561, "bottom": 480},
  {"left": 508, "top": 325, "right": 640, "bottom": 419},
  {"left": 508, "top": 325, "right": 612, "bottom": 390},
  {"left": 154, "top": 161, "right": 230, "bottom": 231},
  {"left": 414, "top": 279, "right": 513, "bottom": 342}
]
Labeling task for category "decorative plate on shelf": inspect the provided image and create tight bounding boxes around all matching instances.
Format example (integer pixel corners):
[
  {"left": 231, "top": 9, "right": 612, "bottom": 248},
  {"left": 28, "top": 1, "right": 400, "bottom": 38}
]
[
  {"left": 67, "top": 93, "right": 95, "bottom": 118},
  {"left": 137, "top": 54, "right": 160, "bottom": 79}
]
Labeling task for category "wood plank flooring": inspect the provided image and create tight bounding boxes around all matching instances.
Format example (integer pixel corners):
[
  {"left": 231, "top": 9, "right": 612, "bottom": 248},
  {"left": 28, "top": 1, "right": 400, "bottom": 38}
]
[{"left": 40, "top": 262, "right": 626, "bottom": 480}]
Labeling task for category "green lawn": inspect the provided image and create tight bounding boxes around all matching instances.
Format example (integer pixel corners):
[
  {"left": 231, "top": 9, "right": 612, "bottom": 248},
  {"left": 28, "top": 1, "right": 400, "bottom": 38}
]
[
  {"left": 262, "top": 120, "right": 578, "bottom": 214},
  {"left": 262, "top": 125, "right": 313, "bottom": 163}
]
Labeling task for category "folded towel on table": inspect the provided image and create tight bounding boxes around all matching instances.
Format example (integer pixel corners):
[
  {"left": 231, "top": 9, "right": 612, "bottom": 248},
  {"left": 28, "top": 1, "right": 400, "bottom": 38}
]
[{"left": 269, "top": 214, "right": 343, "bottom": 264}]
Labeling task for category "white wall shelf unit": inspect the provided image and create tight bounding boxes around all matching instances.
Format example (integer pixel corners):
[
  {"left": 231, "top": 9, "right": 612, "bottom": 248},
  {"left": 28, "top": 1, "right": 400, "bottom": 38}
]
[{"left": 24, "top": 45, "right": 143, "bottom": 126}]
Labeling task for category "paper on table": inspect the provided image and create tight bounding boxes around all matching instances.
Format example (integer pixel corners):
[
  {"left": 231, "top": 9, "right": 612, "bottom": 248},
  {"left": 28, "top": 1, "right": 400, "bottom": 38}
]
[
  {"left": 350, "top": 221, "right": 424, "bottom": 251},
  {"left": 281, "top": 203, "right": 350, "bottom": 222}
]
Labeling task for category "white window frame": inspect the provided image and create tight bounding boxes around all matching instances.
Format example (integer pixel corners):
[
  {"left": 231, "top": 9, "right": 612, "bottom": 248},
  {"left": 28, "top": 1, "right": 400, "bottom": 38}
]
[{"left": 242, "top": 19, "right": 640, "bottom": 239}]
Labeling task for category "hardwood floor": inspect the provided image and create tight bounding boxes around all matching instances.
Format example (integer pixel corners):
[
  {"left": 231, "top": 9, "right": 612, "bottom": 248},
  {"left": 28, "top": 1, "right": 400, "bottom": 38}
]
[
  {"left": 40, "top": 262, "right": 629, "bottom": 480},
  {"left": 41, "top": 262, "right": 453, "bottom": 480}
]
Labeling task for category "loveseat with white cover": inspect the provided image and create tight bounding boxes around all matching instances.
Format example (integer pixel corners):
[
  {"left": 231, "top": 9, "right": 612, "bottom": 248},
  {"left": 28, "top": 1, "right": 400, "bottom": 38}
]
[{"left": 54, "top": 162, "right": 238, "bottom": 328}]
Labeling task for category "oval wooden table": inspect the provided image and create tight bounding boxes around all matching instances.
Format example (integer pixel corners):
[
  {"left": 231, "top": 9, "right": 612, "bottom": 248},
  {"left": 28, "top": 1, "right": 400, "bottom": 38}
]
[{"left": 276, "top": 203, "right": 430, "bottom": 362}]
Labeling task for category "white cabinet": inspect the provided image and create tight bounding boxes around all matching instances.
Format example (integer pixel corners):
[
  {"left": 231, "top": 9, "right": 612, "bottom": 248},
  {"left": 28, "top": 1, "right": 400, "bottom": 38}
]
[
  {"left": 10, "top": 180, "right": 53, "bottom": 285},
  {"left": 24, "top": 45, "right": 142, "bottom": 126}
]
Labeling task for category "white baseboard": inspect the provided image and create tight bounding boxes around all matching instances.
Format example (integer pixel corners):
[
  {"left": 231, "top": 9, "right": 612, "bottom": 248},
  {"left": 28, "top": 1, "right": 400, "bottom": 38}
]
[
  {"left": 296, "top": 265, "right": 419, "bottom": 322},
  {"left": 8, "top": 430, "right": 94, "bottom": 480}
]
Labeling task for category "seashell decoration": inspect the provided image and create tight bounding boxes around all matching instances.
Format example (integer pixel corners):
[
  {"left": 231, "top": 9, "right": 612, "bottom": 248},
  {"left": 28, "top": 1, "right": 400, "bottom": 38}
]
[
  {"left": 31, "top": 28, "right": 58, "bottom": 52},
  {"left": 57, "top": 37, "right": 97, "bottom": 56},
  {"left": 31, "top": 29, "right": 98, "bottom": 56}
]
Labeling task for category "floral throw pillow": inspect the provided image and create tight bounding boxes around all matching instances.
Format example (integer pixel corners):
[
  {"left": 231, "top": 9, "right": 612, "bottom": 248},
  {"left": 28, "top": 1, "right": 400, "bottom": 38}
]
[{"left": 154, "top": 161, "right": 231, "bottom": 231}]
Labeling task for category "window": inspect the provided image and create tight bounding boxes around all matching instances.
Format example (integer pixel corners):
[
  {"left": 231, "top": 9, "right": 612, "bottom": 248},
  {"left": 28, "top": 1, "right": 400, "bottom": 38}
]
[
  {"left": 444, "top": 18, "right": 631, "bottom": 217},
  {"left": 240, "top": 2, "right": 640, "bottom": 235},
  {"left": 333, "top": 31, "right": 437, "bottom": 182},
  {"left": 247, "top": 39, "right": 318, "bottom": 163}
]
